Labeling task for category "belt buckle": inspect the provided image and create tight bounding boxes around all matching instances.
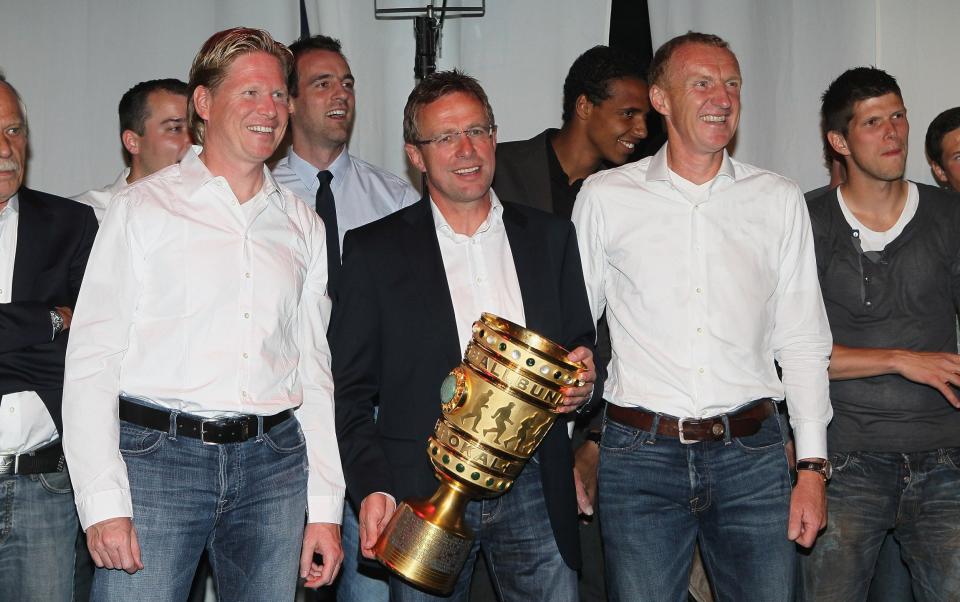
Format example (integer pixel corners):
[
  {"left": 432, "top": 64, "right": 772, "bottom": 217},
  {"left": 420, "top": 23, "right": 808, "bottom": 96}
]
[
  {"left": 0, "top": 455, "right": 13, "bottom": 475},
  {"left": 199, "top": 419, "right": 219, "bottom": 445},
  {"left": 677, "top": 417, "right": 697, "bottom": 444}
]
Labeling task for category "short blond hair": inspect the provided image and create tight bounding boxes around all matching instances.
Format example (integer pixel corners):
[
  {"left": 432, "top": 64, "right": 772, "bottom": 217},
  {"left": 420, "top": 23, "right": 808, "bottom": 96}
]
[{"left": 187, "top": 27, "right": 292, "bottom": 143}]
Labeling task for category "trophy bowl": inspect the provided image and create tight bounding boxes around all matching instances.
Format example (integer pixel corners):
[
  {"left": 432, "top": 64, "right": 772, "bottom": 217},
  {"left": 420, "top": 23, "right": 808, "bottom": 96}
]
[{"left": 373, "top": 313, "right": 585, "bottom": 594}]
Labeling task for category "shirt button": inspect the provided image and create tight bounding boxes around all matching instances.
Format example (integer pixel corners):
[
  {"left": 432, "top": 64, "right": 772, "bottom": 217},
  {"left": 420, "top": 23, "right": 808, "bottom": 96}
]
[
  {"left": 243, "top": 313, "right": 250, "bottom": 319},
  {"left": 865, "top": 301, "right": 872, "bottom": 307},
  {"left": 698, "top": 367, "right": 705, "bottom": 374},
  {"left": 245, "top": 272, "right": 251, "bottom": 279},
  {"left": 8, "top": 406, "right": 14, "bottom": 414},
  {"left": 242, "top": 352, "right": 249, "bottom": 359},
  {"left": 696, "top": 287, "right": 703, "bottom": 294},
  {"left": 697, "top": 327, "right": 703, "bottom": 334}
]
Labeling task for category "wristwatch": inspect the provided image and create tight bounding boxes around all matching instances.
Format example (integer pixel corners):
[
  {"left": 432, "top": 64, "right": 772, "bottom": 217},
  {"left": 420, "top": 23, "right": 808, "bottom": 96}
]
[
  {"left": 796, "top": 459, "right": 833, "bottom": 482},
  {"left": 49, "top": 310, "right": 64, "bottom": 339}
]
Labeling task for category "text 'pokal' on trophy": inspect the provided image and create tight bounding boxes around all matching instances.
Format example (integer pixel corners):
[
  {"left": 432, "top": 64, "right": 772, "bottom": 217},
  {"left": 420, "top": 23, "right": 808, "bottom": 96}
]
[{"left": 373, "top": 312, "right": 586, "bottom": 594}]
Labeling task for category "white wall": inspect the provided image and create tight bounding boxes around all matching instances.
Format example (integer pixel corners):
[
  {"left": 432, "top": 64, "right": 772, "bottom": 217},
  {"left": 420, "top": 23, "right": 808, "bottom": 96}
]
[
  {"left": 2, "top": 1, "right": 957, "bottom": 197},
  {"left": 648, "top": 0, "right": 960, "bottom": 190}
]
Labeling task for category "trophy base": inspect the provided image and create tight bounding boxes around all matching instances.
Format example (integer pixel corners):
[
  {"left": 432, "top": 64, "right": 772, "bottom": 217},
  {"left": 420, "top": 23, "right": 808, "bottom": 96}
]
[{"left": 374, "top": 485, "right": 474, "bottom": 595}]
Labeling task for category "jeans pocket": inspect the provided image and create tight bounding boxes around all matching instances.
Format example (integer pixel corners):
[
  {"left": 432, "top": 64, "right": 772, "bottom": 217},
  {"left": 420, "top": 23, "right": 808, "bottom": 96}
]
[
  {"left": 943, "top": 448, "right": 960, "bottom": 471},
  {"left": 830, "top": 452, "right": 855, "bottom": 474},
  {"left": 262, "top": 418, "right": 306, "bottom": 455},
  {"left": 599, "top": 419, "right": 651, "bottom": 452},
  {"left": 119, "top": 423, "right": 165, "bottom": 457},
  {"left": 733, "top": 416, "right": 784, "bottom": 453},
  {"left": 39, "top": 469, "right": 73, "bottom": 494}
]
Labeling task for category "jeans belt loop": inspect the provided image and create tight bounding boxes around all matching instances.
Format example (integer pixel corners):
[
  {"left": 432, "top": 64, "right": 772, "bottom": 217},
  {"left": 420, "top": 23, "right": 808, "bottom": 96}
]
[
  {"left": 13, "top": 452, "right": 20, "bottom": 474},
  {"left": 649, "top": 413, "right": 661, "bottom": 443},
  {"left": 256, "top": 415, "right": 265, "bottom": 442},
  {"left": 168, "top": 409, "right": 179, "bottom": 440},
  {"left": 721, "top": 413, "right": 732, "bottom": 444}
]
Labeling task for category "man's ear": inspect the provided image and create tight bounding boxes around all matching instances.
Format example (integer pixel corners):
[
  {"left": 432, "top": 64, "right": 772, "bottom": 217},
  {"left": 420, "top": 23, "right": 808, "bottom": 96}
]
[
  {"left": 827, "top": 131, "right": 851, "bottom": 157},
  {"left": 931, "top": 160, "right": 949, "bottom": 185},
  {"left": 649, "top": 84, "right": 669, "bottom": 117},
  {"left": 193, "top": 85, "right": 211, "bottom": 121},
  {"left": 121, "top": 130, "right": 140, "bottom": 156},
  {"left": 405, "top": 143, "right": 426, "bottom": 173},
  {"left": 575, "top": 93, "right": 594, "bottom": 121}
]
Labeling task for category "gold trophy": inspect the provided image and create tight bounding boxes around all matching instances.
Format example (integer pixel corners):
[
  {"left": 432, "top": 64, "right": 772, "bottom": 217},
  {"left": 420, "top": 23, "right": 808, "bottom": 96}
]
[{"left": 373, "top": 313, "right": 585, "bottom": 594}]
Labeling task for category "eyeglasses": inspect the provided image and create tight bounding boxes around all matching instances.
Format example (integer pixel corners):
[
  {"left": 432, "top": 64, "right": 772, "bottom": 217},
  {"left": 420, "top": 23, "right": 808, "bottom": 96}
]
[{"left": 414, "top": 125, "right": 497, "bottom": 147}]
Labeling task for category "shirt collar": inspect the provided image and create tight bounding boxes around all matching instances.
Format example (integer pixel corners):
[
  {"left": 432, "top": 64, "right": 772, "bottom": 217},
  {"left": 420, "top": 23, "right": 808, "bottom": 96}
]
[
  {"left": 287, "top": 146, "right": 350, "bottom": 195},
  {"left": 431, "top": 189, "right": 505, "bottom": 239},
  {"left": 0, "top": 193, "right": 19, "bottom": 219},
  {"left": 181, "top": 145, "right": 285, "bottom": 210},
  {"left": 645, "top": 142, "right": 737, "bottom": 184}
]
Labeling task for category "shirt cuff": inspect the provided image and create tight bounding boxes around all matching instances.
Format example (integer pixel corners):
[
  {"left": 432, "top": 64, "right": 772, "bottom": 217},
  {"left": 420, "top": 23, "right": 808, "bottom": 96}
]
[
  {"left": 307, "top": 492, "right": 345, "bottom": 525},
  {"left": 75, "top": 489, "right": 134, "bottom": 532},
  {"left": 791, "top": 421, "right": 828, "bottom": 462}
]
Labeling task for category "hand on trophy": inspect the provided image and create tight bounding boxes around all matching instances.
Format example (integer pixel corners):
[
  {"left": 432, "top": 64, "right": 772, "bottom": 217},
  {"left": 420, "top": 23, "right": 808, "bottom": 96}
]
[
  {"left": 557, "top": 346, "right": 596, "bottom": 413},
  {"left": 359, "top": 493, "right": 397, "bottom": 559}
]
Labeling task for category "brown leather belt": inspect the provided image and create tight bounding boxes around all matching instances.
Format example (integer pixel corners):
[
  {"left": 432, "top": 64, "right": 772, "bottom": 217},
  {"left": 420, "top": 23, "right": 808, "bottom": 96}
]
[{"left": 605, "top": 399, "right": 776, "bottom": 444}]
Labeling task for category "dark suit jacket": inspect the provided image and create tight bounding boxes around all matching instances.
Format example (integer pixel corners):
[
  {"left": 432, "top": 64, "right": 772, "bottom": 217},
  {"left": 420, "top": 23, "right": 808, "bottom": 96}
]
[
  {"left": 330, "top": 196, "right": 595, "bottom": 570},
  {"left": 0, "top": 187, "right": 98, "bottom": 434},
  {"left": 493, "top": 129, "right": 556, "bottom": 215}
]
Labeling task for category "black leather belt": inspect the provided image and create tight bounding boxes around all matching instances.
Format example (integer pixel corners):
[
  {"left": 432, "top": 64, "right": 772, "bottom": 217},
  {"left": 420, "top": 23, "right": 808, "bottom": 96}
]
[
  {"left": 606, "top": 399, "right": 777, "bottom": 444},
  {"left": 119, "top": 398, "right": 294, "bottom": 445},
  {"left": 0, "top": 441, "right": 66, "bottom": 475}
]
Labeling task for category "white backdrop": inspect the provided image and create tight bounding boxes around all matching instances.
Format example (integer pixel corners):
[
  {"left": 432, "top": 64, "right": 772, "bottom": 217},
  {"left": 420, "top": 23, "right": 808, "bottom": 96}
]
[
  {"left": 648, "top": 0, "right": 960, "bottom": 189},
  {"left": 1, "top": 1, "right": 957, "bottom": 197}
]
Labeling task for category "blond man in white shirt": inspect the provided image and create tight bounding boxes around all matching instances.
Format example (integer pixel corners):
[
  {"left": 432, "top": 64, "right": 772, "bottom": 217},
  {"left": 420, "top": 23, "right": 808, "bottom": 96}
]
[
  {"left": 63, "top": 27, "right": 344, "bottom": 601},
  {"left": 572, "top": 32, "right": 832, "bottom": 601}
]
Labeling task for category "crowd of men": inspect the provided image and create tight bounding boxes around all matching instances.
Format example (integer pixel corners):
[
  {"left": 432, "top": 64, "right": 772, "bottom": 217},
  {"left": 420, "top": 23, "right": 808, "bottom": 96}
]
[{"left": 1, "top": 24, "right": 959, "bottom": 602}]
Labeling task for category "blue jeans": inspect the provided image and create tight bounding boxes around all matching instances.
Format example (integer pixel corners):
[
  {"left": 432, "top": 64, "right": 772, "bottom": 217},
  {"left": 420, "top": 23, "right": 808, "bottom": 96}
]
[
  {"left": 799, "top": 449, "right": 960, "bottom": 602},
  {"left": 0, "top": 465, "right": 81, "bottom": 602},
  {"left": 335, "top": 499, "right": 389, "bottom": 601},
  {"left": 598, "top": 403, "right": 795, "bottom": 602},
  {"left": 389, "top": 457, "right": 577, "bottom": 601},
  {"left": 91, "top": 416, "right": 309, "bottom": 601}
]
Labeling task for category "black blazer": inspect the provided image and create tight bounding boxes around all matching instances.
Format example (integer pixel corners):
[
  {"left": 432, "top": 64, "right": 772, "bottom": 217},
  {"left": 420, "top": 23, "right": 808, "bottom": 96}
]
[
  {"left": 493, "top": 129, "right": 555, "bottom": 214},
  {"left": 0, "top": 187, "right": 98, "bottom": 434},
  {"left": 330, "top": 197, "right": 595, "bottom": 569}
]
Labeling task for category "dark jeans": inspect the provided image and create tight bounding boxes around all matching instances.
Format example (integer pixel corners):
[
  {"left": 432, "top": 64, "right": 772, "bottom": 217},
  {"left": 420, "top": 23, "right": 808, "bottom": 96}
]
[
  {"left": 389, "top": 457, "right": 577, "bottom": 601},
  {"left": 800, "top": 449, "right": 960, "bottom": 602},
  {"left": 92, "top": 416, "right": 308, "bottom": 601},
  {"left": 0, "top": 466, "right": 81, "bottom": 602},
  {"left": 598, "top": 404, "right": 795, "bottom": 602}
]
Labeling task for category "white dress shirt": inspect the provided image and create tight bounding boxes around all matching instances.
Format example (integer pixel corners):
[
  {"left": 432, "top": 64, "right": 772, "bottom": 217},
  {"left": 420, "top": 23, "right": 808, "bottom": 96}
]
[
  {"left": 431, "top": 190, "right": 526, "bottom": 351},
  {"left": 572, "top": 144, "right": 833, "bottom": 460},
  {"left": 0, "top": 194, "right": 60, "bottom": 454},
  {"left": 63, "top": 147, "right": 344, "bottom": 529},
  {"left": 72, "top": 168, "right": 130, "bottom": 223},
  {"left": 272, "top": 148, "right": 420, "bottom": 252}
]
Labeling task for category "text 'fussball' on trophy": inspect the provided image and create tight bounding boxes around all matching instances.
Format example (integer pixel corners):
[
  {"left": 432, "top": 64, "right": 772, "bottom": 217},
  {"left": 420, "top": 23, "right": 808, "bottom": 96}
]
[{"left": 373, "top": 312, "right": 586, "bottom": 594}]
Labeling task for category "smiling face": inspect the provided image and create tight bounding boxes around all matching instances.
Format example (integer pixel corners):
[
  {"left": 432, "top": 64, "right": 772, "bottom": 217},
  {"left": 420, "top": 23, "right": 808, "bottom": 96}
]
[
  {"left": 651, "top": 42, "right": 741, "bottom": 159},
  {"left": 194, "top": 51, "right": 289, "bottom": 170},
  {"left": 583, "top": 76, "right": 650, "bottom": 165},
  {"left": 830, "top": 92, "right": 908, "bottom": 183},
  {"left": 0, "top": 83, "right": 26, "bottom": 203},
  {"left": 404, "top": 91, "right": 496, "bottom": 209},
  {"left": 289, "top": 49, "right": 355, "bottom": 151}
]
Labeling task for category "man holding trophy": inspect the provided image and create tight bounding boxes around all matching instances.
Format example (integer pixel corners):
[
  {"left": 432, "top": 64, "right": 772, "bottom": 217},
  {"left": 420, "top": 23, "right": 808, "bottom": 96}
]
[{"left": 330, "top": 70, "right": 596, "bottom": 601}]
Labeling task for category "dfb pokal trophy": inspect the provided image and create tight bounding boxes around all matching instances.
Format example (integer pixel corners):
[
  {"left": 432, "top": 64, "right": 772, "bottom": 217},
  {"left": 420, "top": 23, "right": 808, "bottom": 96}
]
[{"left": 373, "top": 312, "right": 585, "bottom": 594}]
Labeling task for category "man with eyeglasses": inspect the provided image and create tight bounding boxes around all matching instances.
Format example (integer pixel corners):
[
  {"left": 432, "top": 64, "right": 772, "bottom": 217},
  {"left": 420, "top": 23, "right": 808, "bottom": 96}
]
[{"left": 330, "top": 70, "right": 597, "bottom": 601}]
